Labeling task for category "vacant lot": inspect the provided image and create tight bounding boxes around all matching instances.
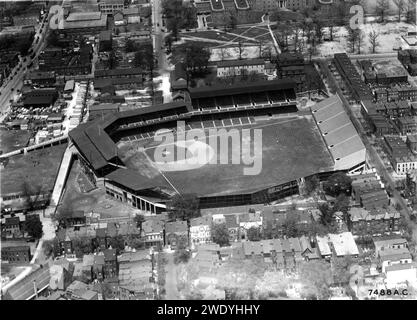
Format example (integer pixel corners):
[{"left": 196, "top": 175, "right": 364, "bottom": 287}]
[
  {"left": 58, "top": 160, "right": 138, "bottom": 218},
  {"left": 1, "top": 144, "right": 67, "bottom": 195},
  {"left": 0, "top": 129, "right": 32, "bottom": 154}
]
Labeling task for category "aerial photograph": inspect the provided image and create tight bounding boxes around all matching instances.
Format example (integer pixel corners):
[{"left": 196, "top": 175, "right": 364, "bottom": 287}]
[{"left": 0, "top": 0, "right": 417, "bottom": 304}]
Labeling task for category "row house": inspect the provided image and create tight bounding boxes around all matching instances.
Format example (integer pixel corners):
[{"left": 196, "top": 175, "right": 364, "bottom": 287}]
[
  {"left": 141, "top": 218, "right": 164, "bottom": 248},
  {"left": 1, "top": 246, "right": 31, "bottom": 263},
  {"left": 216, "top": 59, "right": 266, "bottom": 78},
  {"left": 99, "top": 0, "right": 126, "bottom": 15},
  {"left": 190, "top": 216, "right": 212, "bottom": 246},
  {"left": 373, "top": 236, "right": 408, "bottom": 256},
  {"left": 165, "top": 220, "right": 188, "bottom": 250},
  {"left": 349, "top": 207, "right": 401, "bottom": 236},
  {"left": 1, "top": 217, "right": 23, "bottom": 239},
  {"left": 378, "top": 247, "right": 412, "bottom": 273}
]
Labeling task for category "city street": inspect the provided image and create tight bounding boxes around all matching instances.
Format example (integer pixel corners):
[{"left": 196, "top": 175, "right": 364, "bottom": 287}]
[
  {"left": 0, "top": 15, "right": 49, "bottom": 122},
  {"left": 164, "top": 252, "right": 181, "bottom": 300}
]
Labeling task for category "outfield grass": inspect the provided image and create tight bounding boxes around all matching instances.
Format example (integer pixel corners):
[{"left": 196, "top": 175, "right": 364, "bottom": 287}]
[
  {"left": 119, "top": 117, "right": 334, "bottom": 197},
  {"left": 0, "top": 144, "right": 67, "bottom": 195}
]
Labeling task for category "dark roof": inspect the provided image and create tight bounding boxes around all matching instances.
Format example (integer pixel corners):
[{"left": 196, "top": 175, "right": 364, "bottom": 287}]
[
  {"left": 90, "top": 103, "right": 120, "bottom": 112},
  {"left": 165, "top": 220, "right": 188, "bottom": 234},
  {"left": 105, "top": 168, "right": 170, "bottom": 191},
  {"left": 217, "top": 58, "right": 265, "bottom": 68},
  {"left": 95, "top": 68, "right": 142, "bottom": 78},
  {"left": 1, "top": 245, "right": 30, "bottom": 252},
  {"left": 96, "top": 228, "right": 107, "bottom": 238},
  {"left": 189, "top": 79, "right": 296, "bottom": 99},
  {"left": 23, "top": 95, "right": 55, "bottom": 106},
  {"left": 103, "top": 249, "right": 117, "bottom": 261},
  {"left": 224, "top": 214, "right": 238, "bottom": 228},
  {"left": 5, "top": 216, "right": 20, "bottom": 226}
]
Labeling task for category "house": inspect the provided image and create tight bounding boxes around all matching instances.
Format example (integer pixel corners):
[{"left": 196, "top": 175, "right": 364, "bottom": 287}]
[
  {"left": 1, "top": 245, "right": 31, "bottom": 263},
  {"left": 328, "top": 233, "right": 359, "bottom": 257},
  {"left": 99, "top": 30, "right": 112, "bottom": 52},
  {"left": 165, "top": 220, "right": 188, "bottom": 249},
  {"left": 103, "top": 249, "right": 118, "bottom": 279},
  {"left": 2, "top": 217, "right": 22, "bottom": 238},
  {"left": 170, "top": 62, "right": 187, "bottom": 91},
  {"left": 99, "top": 0, "right": 125, "bottom": 15},
  {"left": 373, "top": 236, "right": 408, "bottom": 256},
  {"left": 123, "top": 7, "right": 142, "bottom": 24},
  {"left": 224, "top": 214, "right": 239, "bottom": 242},
  {"left": 378, "top": 247, "right": 412, "bottom": 273},
  {"left": 49, "top": 259, "right": 72, "bottom": 291},
  {"left": 316, "top": 235, "right": 332, "bottom": 258},
  {"left": 66, "top": 280, "right": 98, "bottom": 300},
  {"left": 385, "top": 263, "right": 417, "bottom": 288},
  {"left": 190, "top": 216, "right": 212, "bottom": 246},
  {"left": 57, "top": 229, "right": 73, "bottom": 256},
  {"left": 299, "top": 236, "right": 320, "bottom": 261},
  {"left": 92, "top": 254, "right": 105, "bottom": 280},
  {"left": 349, "top": 207, "right": 401, "bottom": 236},
  {"left": 96, "top": 227, "right": 108, "bottom": 250},
  {"left": 216, "top": 59, "right": 266, "bottom": 78},
  {"left": 24, "top": 71, "right": 56, "bottom": 88},
  {"left": 141, "top": 219, "right": 164, "bottom": 248},
  {"left": 238, "top": 211, "right": 262, "bottom": 240}
]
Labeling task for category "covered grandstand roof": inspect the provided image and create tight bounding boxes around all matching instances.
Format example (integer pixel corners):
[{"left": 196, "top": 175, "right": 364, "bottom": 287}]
[
  {"left": 311, "top": 94, "right": 366, "bottom": 171},
  {"left": 189, "top": 79, "right": 296, "bottom": 99},
  {"left": 105, "top": 168, "right": 171, "bottom": 192}
]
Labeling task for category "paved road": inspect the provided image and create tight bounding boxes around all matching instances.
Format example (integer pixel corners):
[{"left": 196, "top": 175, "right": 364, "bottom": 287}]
[
  {"left": 0, "top": 15, "right": 49, "bottom": 121},
  {"left": 319, "top": 59, "right": 412, "bottom": 219},
  {"left": 164, "top": 252, "right": 181, "bottom": 300}
]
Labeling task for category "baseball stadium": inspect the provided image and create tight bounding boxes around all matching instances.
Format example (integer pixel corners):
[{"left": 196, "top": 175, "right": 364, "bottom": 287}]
[{"left": 69, "top": 79, "right": 366, "bottom": 212}]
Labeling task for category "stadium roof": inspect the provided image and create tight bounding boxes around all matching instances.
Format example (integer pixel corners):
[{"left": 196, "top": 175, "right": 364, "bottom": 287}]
[
  {"left": 311, "top": 94, "right": 366, "bottom": 171},
  {"left": 105, "top": 168, "right": 170, "bottom": 191},
  {"left": 189, "top": 79, "right": 296, "bottom": 99}
]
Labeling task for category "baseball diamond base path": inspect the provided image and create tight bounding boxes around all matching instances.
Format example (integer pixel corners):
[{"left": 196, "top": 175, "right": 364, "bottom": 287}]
[{"left": 118, "top": 117, "right": 334, "bottom": 197}]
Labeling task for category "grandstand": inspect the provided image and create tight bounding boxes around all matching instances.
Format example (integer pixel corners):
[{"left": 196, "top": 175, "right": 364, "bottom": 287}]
[
  {"left": 68, "top": 82, "right": 358, "bottom": 212},
  {"left": 189, "top": 79, "right": 297, "bottom": 111}
]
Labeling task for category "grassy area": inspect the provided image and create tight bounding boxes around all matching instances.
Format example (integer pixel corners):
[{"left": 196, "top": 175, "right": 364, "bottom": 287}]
[
  {"left": 118, "top": 117, "right": 334, "bottom": 197},
  {"left": 58, "top": 160, "right": 138, "bottom": 218},
  {"left": 0, "top": 144, "right": 67, "bottom": 195},
  {"left": 0, "top": 129, "right": 32, "bottom": 154}
]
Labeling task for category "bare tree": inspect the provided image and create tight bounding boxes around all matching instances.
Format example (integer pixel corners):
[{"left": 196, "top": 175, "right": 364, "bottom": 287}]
[
  {"left": 357, "top": 29, "right": 364, "bottom": 54},
  {"left": 220, "top": 47, "right": 226, "bottom": 61},
  {"left": 393, "top": 0, "right": 406, "bottom": 21},
  {"left": 22, "top": 181, "right": 43, "bottom": 211},
  {"left": 404, "top": 0, "right": 417, "bottom": 23},
  {"left": 368, "top": 30, "right": 381, "bottom": 53},
  {"left": 237, "top": 40, "right": 243, "bottom": 60},
  {"left": 376, "top": 0, "right": 390, "bottom": 22},
  {"left": 258, "top": 40, "right": 263, "bottom": 59},
  {"left": 347, "top": 28, "right": 358, "bottom": 53}
]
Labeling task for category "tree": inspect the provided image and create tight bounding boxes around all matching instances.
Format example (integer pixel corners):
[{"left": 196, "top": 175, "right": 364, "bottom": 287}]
[
  {"left": 368, "top": 30, "right": 381, "bottom": 53},
  {"left": 393, "top": 0, "right": 406, "bottom": 21},
  {"left": 162, "top": 0, "right": 197, "bottom": 40},
  {"left": 212, "top": 223, "right": 230, "bottom": 247},
  {"left": 347, "top": 27, "right": 359, "bottom": 53},
  {"left": 318, "top": 203, "right": 335, "bottom": 227},
  {"left": 333, "top": 193, "right": 350, "bottom": 226},
  {"left": 168, "top": 193, "right": 200, "bottom": 221},
  {"left": 376, "top": 0, "right": 390, "bottom": 22},
  {"left": 298, "top": 261, "right": 332, "bottom": 299},
  {"left": 133, "top": 43, "right": 154, "bottom": 72},
  {"left": 323, "top": 172, "right": 352, "bottom": 197},
  {"left": 174, "top": 248, "right": 191, "bottom": 264},
  {"left": 125, "top": 39, "right": 138, "bottom": 53},
  {"left": 304, "top": 175, "right": 320, "bottom": 196},
  {"left": 282, "top": 213, "right": 301, "bottom": 238},
  {"left": 22, "top": 181, "right": 43, "bottom": 211},
  {"left": 109, "top": 235, "right": 125, "bottom": 254},
  {"left": 181, "top": 43, "right": 210, "bottom": 75},
  {"left": 25, "top": 214, "right": 43, "bottom": 239},
  {"left": 405, "top": 0, "right": 417, "bottom": 23},
  {"left": 72, "top": 237, "right": 93, "bottom": 258},
  {"left": 42, "top": 237, "right": 60, "bottom": 258},
  {"left": 247, "top": 226, "right": 262, "bottom": 241},
  {"left": 356, "top": 29, "right": 364, "bottom": 54},
  {"left": 237, "top": 41, "right": 244, "bottom": 60},
  {"left": 134, "top": 214, "right": 145, "bottom": 234}
]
